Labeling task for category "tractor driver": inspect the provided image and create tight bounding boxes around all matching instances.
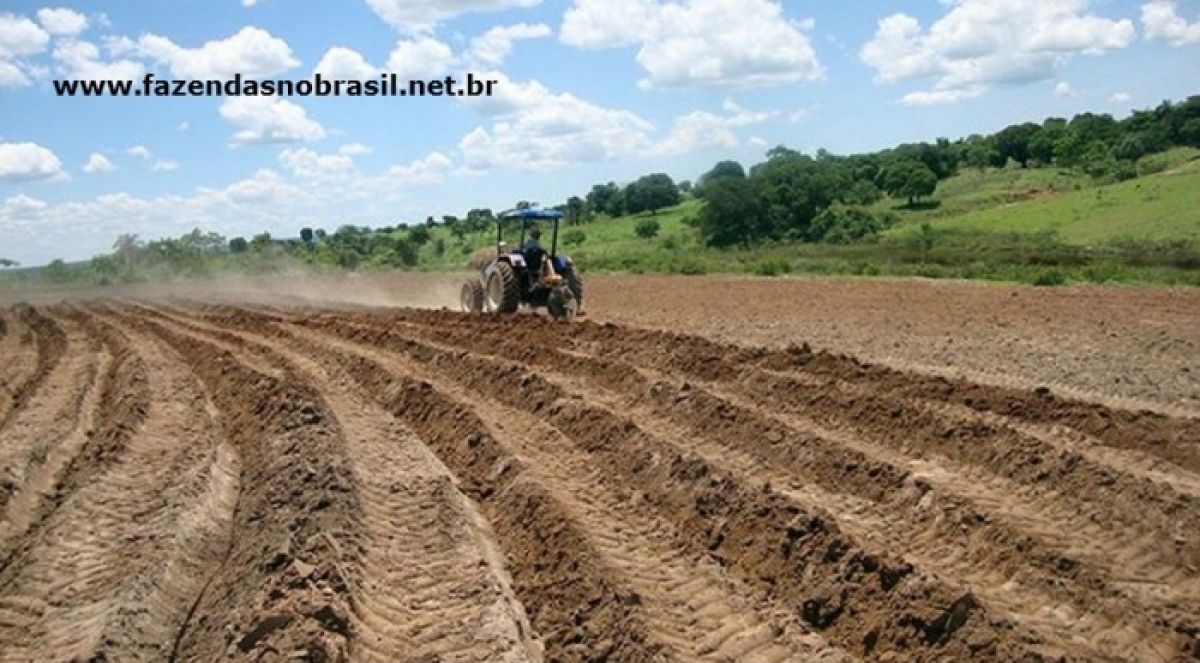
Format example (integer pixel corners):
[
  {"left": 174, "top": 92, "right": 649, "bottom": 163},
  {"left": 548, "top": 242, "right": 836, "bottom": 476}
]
[{"left": 523, "top": 227, "right": 545, "bottom": 278}]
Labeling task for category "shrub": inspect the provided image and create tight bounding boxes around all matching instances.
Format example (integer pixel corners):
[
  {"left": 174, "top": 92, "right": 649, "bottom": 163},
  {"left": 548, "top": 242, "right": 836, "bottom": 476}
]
[
  {"left": 635, "top": 218, "right": 661, "bottom": 239},
  {"left": 750, "top": 258, "right": 790, "bottom": 276},
  {"left": 563, "top": 229, "right": 587, "bottom": 247},
  {"left": 1032, "top": 269, "right": 1068, "bottom": 286}
]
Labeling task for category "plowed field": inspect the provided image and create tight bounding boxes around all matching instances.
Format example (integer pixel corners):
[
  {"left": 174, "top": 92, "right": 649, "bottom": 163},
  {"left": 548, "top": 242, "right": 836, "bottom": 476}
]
[{"left": 0, "top": 280, "right": 1197, "bottom": 663}]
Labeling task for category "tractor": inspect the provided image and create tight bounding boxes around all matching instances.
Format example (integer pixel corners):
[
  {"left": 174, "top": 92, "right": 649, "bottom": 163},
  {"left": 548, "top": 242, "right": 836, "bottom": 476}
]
[{"left": 460, "top": 207, "right": 583, "bottom": 320}]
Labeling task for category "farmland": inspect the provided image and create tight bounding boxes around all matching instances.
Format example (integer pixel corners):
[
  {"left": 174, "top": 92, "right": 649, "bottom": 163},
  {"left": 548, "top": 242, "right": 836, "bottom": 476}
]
[{"left": 0, "top": 274, "right": 1196, "bottom": 662}]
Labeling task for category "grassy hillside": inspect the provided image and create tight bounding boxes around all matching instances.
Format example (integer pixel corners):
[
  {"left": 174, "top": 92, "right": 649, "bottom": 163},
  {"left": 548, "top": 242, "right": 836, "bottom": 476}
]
[
  {"left": 883, "top": 148, "right": 1200, "bottom": 245},
  {"left": 410, "top": 149, "right": 1198, "bottom": 286}
]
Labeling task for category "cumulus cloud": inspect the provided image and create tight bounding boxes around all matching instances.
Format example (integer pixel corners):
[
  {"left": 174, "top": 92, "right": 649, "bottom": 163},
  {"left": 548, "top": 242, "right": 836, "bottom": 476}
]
[
  {"left": 219, "top": 96, "right": 327, "bottom": 145},
  {"left": 648, "top": 98, "right": 776, "bottom": 156},
  {"left": 467, "top": 23, "right": 551, "bottom": 67},
  {"left": 560, "top": 0, "right": 823, "bottom": 89},
  {"left": 313, "top": 46, "right": 379, "bottom": 80},
  {"left": 151, "top": 159, "right": 179, "bottom": 172},
  {"left": 1054, "top": 81, "right": 1078, "bottom": 97},
  {"left": 127, "top": 145, "right": 152, "bottom": 159},
  {"left": 1142, "top": 0, "right": 1200, "bottom": 45},
  {"left": 457, "top": 71, "right": 653, "bottom": 171},
  {"left": 363, "top": 0, "right": 543, "bottom": 33},
  {"left": 385, "top": 36, "right": 455, "bottom": 80},
  {"left": 52, "top": 38, "right": 143, "bottom": 80},
  {"left": 36, "top": 7, "right": 88, "bottom": 36},
  {"left": 0, "top": 13, "right": 50, "bottom": 86},
  {"left": 1111, "top": 91, "right": 1133, "bottom": 104},
  {"left": 861, "top": 0, "right": 1135, "bottom": 104},
  {"left": 82, "top": 153, "right": 114, "bottom": 173},
  {"left": 134, "top": 26, "right": 299, "bottom": 80},
  {"left": 0, "top": 141, "right": 66, "bottom": 182}
]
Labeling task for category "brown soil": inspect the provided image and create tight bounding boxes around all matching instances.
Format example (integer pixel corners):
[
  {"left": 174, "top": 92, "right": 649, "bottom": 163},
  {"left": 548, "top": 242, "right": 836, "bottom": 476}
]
[{"left": 0, "top": 273, "right": 1197, "bottom": 663}]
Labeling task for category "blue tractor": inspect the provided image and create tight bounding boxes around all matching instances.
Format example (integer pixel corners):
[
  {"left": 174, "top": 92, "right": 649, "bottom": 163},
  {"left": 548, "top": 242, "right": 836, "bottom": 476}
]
[{"left": 460, "top": 207, "right": 583, "bottom": 320}]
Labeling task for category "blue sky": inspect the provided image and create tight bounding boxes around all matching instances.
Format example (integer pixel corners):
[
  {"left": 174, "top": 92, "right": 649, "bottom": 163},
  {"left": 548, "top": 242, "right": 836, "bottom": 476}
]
[{"left": 1, "top": 0, "right": 1198, "bottom": 266}]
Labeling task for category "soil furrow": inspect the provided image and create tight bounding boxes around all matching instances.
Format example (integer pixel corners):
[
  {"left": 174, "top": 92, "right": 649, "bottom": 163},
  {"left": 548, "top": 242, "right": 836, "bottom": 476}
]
[
  {"left": 290, "top": 313, "right": 1057, "bottom": 663},
  {"left": 0, "top": 305, "right": 68, "bottom": 433},
  {"left": 0, "top": 310, "right": 160, "bottom": 661},
  {"left": 149, "top": 302, "right": 676, "bottom": 663},
  {"left": 217, "top": 315, "right": 852, "bottom": 663},
  {"left": 141, "top": 306, "right": 541, "bottom": 663},
  {"left": 0, "top": 312, "right": 104, "bottom": 521},
  {"left": 555, "top": 316, "right": 1200, "bottom": 473},
  {"left": 0, "top": 309, "right": 35, "bottom": 424},
  {"left": 104, "top": 311, "right": 363, "bottom": 663},
  {"left": 340, "top": 312, "right": 1193, "bottom": 661}
]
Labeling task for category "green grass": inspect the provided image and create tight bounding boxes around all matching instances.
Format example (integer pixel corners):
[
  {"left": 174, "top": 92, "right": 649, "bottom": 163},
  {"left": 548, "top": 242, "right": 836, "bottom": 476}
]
[{"left": 884, "top": 147, "right": 1200, "bottom": 245}]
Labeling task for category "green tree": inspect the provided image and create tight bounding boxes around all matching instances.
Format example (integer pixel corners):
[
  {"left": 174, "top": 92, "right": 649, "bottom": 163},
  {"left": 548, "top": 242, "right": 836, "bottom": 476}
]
[
  {"left": 624, "top": 173, "right": 681, "bottom": 215},
  {"left": 408, "top": 225, "right": 432, "bottom": 246},
  {"left": 698, "top": 176, "right": 763, "bottom": 248},
  {"left": 993, "top": 122, "right": 1041, "bottom": 167},
  {"left": 882, "top": 160, "right": 938, "bottom": 204},
  {"left": 0, "top": 258, "right": 18, "bottom": 268},
  {"left": 228, "top": 237, "right": 249, "bottom": 253},
  {"left": 300, "top": 227, "right": 314, "bottom": 243}
]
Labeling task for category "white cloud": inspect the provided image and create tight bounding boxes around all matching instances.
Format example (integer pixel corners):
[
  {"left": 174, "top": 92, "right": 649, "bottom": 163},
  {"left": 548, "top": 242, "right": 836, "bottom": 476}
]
[
  {"left": 127, "top": 145, "right": 152, "bottom": 159},
  {"left": 338, "top": 143, "right": 372, "bottom": 155},
  {"left": 135, "top": 26, "right": 299, "bottom": 80},
  {"left": 363, "top": 0, "right": 543, "bottom": 33},
  {"left": 219, "top": 96, "right": 327, "bottom": 145},
  {"left": 861, "top": 0, "right": 1135, "bottom": 104},
  {"left": 899, "top": 86, "right": 987, "bottom": 107},
  {"left": 1142, "top": 0, "right": 1200, "bottom": 45},
  {"left": 457, "top": 71, "right": 653, "bottom": 171},
  {"left": 82, "top": 153, "right": 114, "bottom": 173},
  {"left": 386, "top": 37, "right": 455, "bottom": 80},
  {"left": 52, "top": 38, "right": 144, "bottom": 80},
  {"left": 279, "top": 147, "right": 357, "bottom": 181},
  {"left": 1054, "top": 81, "right": 1078, "bottom": 97},
  {"left": 313, "top": 46, "right": 379, "bottom": 80},
  {"left": 648, "top": 98, "right": 775, "bottom": 157},
  {"left": 0, "top": 142, "right": 66, "bottom": 182},
  {"left": 36, "top": 8, "right": 88, "bottom": 36},
  {"left": 1111, "top": 91, "right": 1133, "bottom": 104},
  {"left": 177, "top": 121, "right": 190, "bottom": 131},
  {"left": 467, "top": 23, "right": 551, "bottom": 67},
  {"left": 378, "top": 151, "right": 454, "bottom": 188},
  {"left": 0, "top": 13, "right": 50, "bottom": 86},
  {"left": 152, "top": 159, "right": 179, "bottom": 172},
  {"left": 560, "top": 0, "right": 823, "bottom": 89}
]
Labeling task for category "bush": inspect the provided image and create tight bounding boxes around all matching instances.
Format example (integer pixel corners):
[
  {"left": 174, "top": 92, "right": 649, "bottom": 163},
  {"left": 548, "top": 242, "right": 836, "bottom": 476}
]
[
  {"left": 750, "top": 258, "right": 790, "bottom": 276},
  {"left": 660, "top": 236, "right": 678, "bottom": 250},
  {"left": 563, "top": 229, "right": 587, "bottom": 247},
  {"left": 1032, "top": 269, "right": 1068, "bottom": 286},
  {"left": 635, "top": 218, "right": 661, "bottom": 239}
]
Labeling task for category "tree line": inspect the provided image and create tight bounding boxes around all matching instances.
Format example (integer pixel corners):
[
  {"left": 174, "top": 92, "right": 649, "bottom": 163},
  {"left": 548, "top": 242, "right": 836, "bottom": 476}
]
[{"left": 7, "top": 95, "right": 1197, "bottom": 284}]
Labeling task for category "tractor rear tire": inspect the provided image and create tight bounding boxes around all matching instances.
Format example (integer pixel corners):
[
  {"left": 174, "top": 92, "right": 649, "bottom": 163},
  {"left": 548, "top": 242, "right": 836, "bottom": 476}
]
[
  {"left": 547, "top": 285, "right": 577, "bottom": 321},
  {"left": 486, "top": 262, "right": 521, "bottom": 314},
  {"left": 461, "top": 280, "right": 484, "bottom": 314}
]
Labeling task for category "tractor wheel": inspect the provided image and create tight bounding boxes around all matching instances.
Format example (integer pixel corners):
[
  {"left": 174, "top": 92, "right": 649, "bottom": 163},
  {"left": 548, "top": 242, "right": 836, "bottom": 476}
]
[
  {"left": 547, "top": 285, "right": 577, "bottom": 321},
  {"left": 566, "top": 270, "right": 584, "bottom": 313},
  {"left": 486, "top": 262, "right": 521, "bottom": 314},
  {"left": 460, "top": 280, "right": 484, "bottom": 314}
]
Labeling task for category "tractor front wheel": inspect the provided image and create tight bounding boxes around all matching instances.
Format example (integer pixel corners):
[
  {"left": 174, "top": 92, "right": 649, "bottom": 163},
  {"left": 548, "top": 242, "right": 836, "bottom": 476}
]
[
  {"left": 460, "top": 280, "right": 484, "bottom": 313},
  {"left": 486, "top": 262, "right": 521, "bottom": 313}
]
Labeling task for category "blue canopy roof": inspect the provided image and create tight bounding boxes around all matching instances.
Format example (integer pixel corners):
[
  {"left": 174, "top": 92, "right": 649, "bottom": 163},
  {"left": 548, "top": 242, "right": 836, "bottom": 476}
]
[{"left": 498, "top": 207, "right": 563, "bottom": 220}]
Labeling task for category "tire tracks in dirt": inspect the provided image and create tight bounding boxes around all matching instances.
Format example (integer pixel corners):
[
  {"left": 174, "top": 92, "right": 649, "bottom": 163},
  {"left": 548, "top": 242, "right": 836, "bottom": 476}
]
[
  {"left": 281, "top": 312, "right": 1049, "bottom": 663},
  {"left": 0, "top": 309, "right": 35, "bottom": 425},
  {"left": 195, "top": 311, "right": 854, "bottom": 663},
  {"left": 337, "top": 311, "right": 1191, "bottom": 662},
  {"left": 144, "top": 303, "right": 681, "bottom": 663},
  {"left": 136, "top": 304, "right": 543, "bottom": 663},
  {"left": 0, "top": 305, "right": 67, "bottom": 434},
  {"left": 94, "top": 307, "right": 365, "bottom": 663}
]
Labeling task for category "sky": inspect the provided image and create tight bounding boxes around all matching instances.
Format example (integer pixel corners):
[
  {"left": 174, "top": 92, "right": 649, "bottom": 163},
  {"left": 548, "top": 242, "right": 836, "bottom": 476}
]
[{"left": 1, "top": 0, "right": 1198, "bottom": 267}]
